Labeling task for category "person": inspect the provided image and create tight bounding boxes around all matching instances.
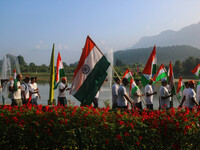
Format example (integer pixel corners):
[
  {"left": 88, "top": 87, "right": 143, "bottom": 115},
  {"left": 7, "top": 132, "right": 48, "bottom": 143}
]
[
  {"left": 159, "top": 78, "right": 173, "bottom": 109},
  {"left": 196, "top": 81, "right": 200, "bottom": 105},
  {"left": 179, "top": 82, "right": 189, "bottom": 108},
  {"left": 117, "top": 78, "right": 134, "bottom": 110},
  {"left": 9, "top": 74, "right": 23, "bottom": 106},
  {"left": 132, "top": 79, "right": 143, "bottom": 110},
  {"left": 92, "top": 78, "right": 108, "bottom": 108},
  {"left": 144, "top": 79, "right": 157, "bottom": 110},
  {"left": 21, "top": 77, "right": 30, "bottom": 104},
  {"left": 58, "top": 77, "right": 70, "bottom": 106},
  {"left": 34, "top": 77, "right": 41, "bottom": 99},
  {"left": 29, "top": 77, "right": 39, "bottom": 105},
  {"left": 181, "top": 80, "right": 199, "bottom": 109},
  {"left": 112, "top": 77, "right": 120, "bottom": 109}
]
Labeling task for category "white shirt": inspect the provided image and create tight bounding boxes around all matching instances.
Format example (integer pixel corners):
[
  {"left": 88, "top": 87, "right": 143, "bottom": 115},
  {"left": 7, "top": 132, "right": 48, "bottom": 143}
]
[
  {"left": 33, "top": 82, "right": 38, "bottom": 97},
  {"left": 159, "top": 86, "right": 171, "bottom": 108},
  {"left": 196, "top": 84, "right": 200, "bottom": 102},
  {"left": 112, "top": 83, "right": 119, "bottom": 104},
  {"left": 132, "top": 89, "right": 141, "bottom": 103},
  {"left": 29, "top": 83, "right": 38, "bottom": 99},
  {"left": 10, "top": 80, "right": 21, "bottom": 99},
  {"left": 95, "top": 91, "right": 100, "bottom": 99},
  {"left": 145, "top": 84, "right": 153, "bottom": 105},
  {"left": 182, "top": 88, "right": 189, "bottom": 107},
  {"left": 117, "top": 85, "right": 128, "bottom": 107},
  {"left": 58, "top": 82, "right": 67, "bottom": 97},
  {"left": 21, "top": 82, "right": 29, "bottom": 99},
  {"left": 185, "top": 88, "right": 196, "bottom": 109}
]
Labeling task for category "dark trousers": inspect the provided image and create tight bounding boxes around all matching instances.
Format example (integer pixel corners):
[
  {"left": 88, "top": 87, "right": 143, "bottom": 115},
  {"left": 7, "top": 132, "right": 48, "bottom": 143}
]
[
  {"left": 58, "top": 97, "right": 67, "bottom": 106},
  {"left": 135, "top": 101, "right": 142, "bottom": 110},
  {"left": 93, "top": 98, "right": 98, "bottom": 108},
  {"left": 146, "top": 104, "right": 153, "bottom": 110}
]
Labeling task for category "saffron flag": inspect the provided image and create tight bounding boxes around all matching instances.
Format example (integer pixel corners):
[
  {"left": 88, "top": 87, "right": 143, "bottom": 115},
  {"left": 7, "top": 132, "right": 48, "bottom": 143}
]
[
  {"left": 191, "top": 64, "right": 200, "bottom": 78},
  {"left": 177, "top": 76, "right": 184, "bottom": 100},
  {"left": 48, "top": 44, "right": 55, "bottom": 104},
  {"left": 70, "top": 36, "right": 110, "bottom": 105},
  {"left": 153, "top": 64, "right": 167, "bottom": 82},
  {"left": 122, "top": 68, "right": 132, "bottom": 82},
  {"left": 168, "top": 61, "right": 176, "bottom": 95},
  {"left": 13, "top": 69, "right": 16, "bottom": 79},
  {"left": 141, "top": 45, "right": 156, "bottom": 86},
  {"left": 54, "top": 52, "right": 65, "bottom": 89},
  {"left": 129, "top": 78, "right": 139, "bottom": 98}
]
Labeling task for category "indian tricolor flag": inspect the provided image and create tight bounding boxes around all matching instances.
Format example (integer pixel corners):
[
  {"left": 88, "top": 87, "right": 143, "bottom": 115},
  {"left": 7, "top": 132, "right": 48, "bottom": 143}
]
[
  {"left": 153, "top": 64, "right": 167, "bottom": 82},
  {"left": 122, "top": 68, "right": 132, "bottom": 82},
  {"left": 70, "top": 36, "right": 110, "bottom": 105},
  {"left": 168, "top": 61, "right": 176, "bottom": 94},
  {"left": 54, "top": 52, "right": 65, "bottom": 89},
  {"left": 129, "top": 78, "right": 138, "bottom": 98},
  {"left": 141, "top": 45, "right": 156, "bottom": 86},
  {"left": 191, "top": 64, "right": 200, "bottom": 78},
  {"left": 177, "top": 76, "right": 184, "bottom": 100}
]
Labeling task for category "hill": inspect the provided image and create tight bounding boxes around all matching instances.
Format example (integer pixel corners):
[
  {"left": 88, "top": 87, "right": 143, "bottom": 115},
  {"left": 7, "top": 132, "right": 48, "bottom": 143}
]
[
  {"left": 114, "top": 45, "right": 200, "bottom": 65},
  {"left": 132, "top": 22, "right": 200, "bottom": 49}
]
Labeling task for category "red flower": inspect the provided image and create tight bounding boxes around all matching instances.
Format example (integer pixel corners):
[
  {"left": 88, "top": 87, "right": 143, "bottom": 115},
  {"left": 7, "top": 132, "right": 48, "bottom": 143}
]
[
  {"left": 124, "top": 132, "right": 130, "bottom": 136},
  {"left": 136, "top": 141, "right": 140, "bottom": 146},
  {"left": 105, "top": 139, "right": 109, "bottom": 144},
  {"left": 116, "top": 134, "right": 122, "bottom": 141},
  {"left": 139, "top": 136, "right": 142, "bottom": 141}
]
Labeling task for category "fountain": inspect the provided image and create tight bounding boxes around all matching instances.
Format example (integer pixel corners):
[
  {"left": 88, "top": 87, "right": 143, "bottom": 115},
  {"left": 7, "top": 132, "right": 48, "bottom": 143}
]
[{"left": 0, "top": 54, "right": 21, "bottom": 105}]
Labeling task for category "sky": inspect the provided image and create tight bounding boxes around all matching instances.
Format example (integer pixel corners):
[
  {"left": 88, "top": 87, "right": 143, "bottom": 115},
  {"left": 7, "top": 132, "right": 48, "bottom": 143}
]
[{"left": 1, "top": 0, "right": 200, "bottom": 65}]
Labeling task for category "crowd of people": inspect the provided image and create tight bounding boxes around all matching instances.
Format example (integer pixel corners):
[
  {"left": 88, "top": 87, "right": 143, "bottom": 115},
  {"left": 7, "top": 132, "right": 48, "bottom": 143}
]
[
  {"left": 112, "top": 77, "right": 199, "bottom": 110},
  {"left": 8, "top": 74, "right": 41, "bottom": 106}
]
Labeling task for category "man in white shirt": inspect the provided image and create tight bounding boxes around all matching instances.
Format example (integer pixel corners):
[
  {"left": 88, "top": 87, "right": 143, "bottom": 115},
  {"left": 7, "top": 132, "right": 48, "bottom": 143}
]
[
  {"left": 159, "top": 78, "right": 173, "bottom": 109},
  {"left": 145, "top": 79, "right": 157, "bottom": 110},
  {"left": 112, "top": 77, "right": 120, "bottom": 109},
  {"left": 29, "top": 77, "right": 39, "bottom": 105},
  {"left": 133, "top": 79, "right": 143, "bottom": 110},
  {"left": 21, "top": 77, "right": 30, "bottom": 104},
  {"left": 9, "top": 74, "right": 23, "bottom": 106},
  {"left": 34, "top": 77, "right": 41, "bottom": 99},
  {"left": 117, "top": 78, "right": 134, "bottom": 110},
  {"left": 179, "top": 82, "right": 189, "bottom": 108},
  {"left": 196, "top": 81, "right": 200, "bottom": 105},
  {"left": 184, "top": 80, "right": 199, "bottom": 109},
  {"left": 58, "top": 77, "right": 69, "bottom": 106}
]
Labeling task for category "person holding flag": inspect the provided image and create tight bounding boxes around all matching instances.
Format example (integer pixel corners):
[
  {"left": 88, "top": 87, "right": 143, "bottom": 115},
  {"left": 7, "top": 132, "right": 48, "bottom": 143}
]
[
  {"left": 179, "top": 82, "right": 189, "bottom": 108},
  {"left": 144, "top": 79, "right": 157, "bottom": 110},
  {"left": 159, "top": 78, "right": 173, "bottom": 109},
  {"left": 21, "top": 77, "right": 30, "bottom": 104},
  {"left": 117, "top": 78, "right": 134, "bottom": 110},
  {"left": 58, "top": 77, "right": 70, "bottom": 106},
  {"left": 112, "top": 77, "right": 120, "bottom": 109},
  {"left": 131, "top": 79, "right": 143, "bottom": 109}
]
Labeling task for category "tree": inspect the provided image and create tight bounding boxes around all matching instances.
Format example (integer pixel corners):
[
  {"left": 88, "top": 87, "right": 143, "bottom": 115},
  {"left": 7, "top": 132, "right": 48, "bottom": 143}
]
[
  {"left": 173, "top": 60, "right": 183, "bottom": 77},
  {"left": 182, "top": 57, "right": 195, "bottom": 75},
  {"left": 115, "top": 59, "right": 125, "bottom": 66},
  {"left": 17, "top": 55, "right": 27, "bottom": 66}
]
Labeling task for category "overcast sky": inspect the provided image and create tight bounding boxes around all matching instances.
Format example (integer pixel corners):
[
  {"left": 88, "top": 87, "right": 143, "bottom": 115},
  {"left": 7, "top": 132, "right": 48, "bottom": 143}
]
[{"left": 1, "top": 0, "right": 200, "bottom": 65}]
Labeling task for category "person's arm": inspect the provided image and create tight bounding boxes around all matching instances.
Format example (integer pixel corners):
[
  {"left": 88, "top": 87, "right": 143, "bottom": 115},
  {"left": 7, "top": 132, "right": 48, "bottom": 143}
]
[
  {"left": 146, "top": 91, "right": 157, "bottom": 97},
  {"left": 191, "top": 97, "right": 199, "bottom": 106},
  {"left": 124, "top": 94, "right": 134, "bottom": 108},
  {"left": 60, "top": 84, "right": 68, "bottom": 93}
]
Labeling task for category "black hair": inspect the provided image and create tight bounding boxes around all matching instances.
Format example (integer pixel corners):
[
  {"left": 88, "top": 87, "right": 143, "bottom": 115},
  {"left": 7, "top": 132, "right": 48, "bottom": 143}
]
[{"left": 114, "top": 77, "right": 120, "bottom": 83}]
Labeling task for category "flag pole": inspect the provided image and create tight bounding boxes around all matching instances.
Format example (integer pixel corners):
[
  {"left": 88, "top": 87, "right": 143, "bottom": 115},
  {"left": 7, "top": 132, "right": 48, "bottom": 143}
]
[{"left": 128, "top": 69, "right": 147, "bottom": 108}]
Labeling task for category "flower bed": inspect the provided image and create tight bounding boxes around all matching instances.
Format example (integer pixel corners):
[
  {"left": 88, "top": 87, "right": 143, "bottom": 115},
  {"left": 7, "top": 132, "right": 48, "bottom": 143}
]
[{"left": 0, "top": 105, "right": 200, "bottom": 149}]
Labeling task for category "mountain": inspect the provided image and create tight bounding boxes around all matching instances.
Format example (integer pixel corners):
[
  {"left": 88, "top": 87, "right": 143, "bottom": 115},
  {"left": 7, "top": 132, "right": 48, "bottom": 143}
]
[
  {"left": 114, "top": 45, "right": 200, "bottom": 65},
  {"left": 132, "top": 22, "right": 200, "bottom": 49}
]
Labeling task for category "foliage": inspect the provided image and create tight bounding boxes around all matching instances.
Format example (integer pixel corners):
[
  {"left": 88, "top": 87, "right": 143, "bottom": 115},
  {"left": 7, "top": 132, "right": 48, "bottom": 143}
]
[{"left": 0, "top": 105, "right": 200, "bottom": 149}]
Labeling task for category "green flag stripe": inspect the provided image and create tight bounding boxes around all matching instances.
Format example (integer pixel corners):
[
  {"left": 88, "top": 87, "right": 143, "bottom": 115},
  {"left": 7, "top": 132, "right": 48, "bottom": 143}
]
[{"left": 141, "top": 74, "right": 150, "bottom": 86}]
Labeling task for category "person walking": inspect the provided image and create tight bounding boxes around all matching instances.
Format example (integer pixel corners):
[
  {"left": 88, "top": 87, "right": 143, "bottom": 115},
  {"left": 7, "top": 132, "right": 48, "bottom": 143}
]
[
  {"left": 133, "top": 79, "right": 143, "bottom": 110},
  {"left": 144, "top": 79, "right": 157, "bottom": 110},
  {"left": 112, "top": 77, "right": 120, "bottom": 109},
  {"left": 21, "top": 77, "right": 30, "bottom": 104},
  {"left": 58, "top": 77, "right": 69, "bottom": 106}
]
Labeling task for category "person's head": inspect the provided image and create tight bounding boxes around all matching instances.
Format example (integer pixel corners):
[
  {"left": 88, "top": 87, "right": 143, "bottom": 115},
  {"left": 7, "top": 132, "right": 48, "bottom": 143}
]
[
  {"left": 114, "top": 77, "right": 120, "bottom": 85},
  {"left": 122, "top": 78, "right": 129, "bottom": 86},
  {"left": 16, "top": 74, "right": 22, "bottom": 81},
  {"left": 135, "top": 79, "right": 140, "bottom": 86},
  {"left": 149, "top": 79, "right": 154, "bottom": 85},
  {"left": 188, "top": 80, "right": 196, "bottom": 89},
  {"left": 184, "top": 82, "right": 189, "bottom": 89},
  {"left": 61, "top": 77, "right": 67, "bottom": 84},
  {"left": 161, "top": 78, "right": 167, "bottom": 86},
  {"left": 24, "top": 77, "right": 29, "bottom": 83},
  {"left": 31, "top": 77, "right": 35, "bottom": 83},
  {"left": 35, "top": 77, "right": 38, "bottom": 82}
]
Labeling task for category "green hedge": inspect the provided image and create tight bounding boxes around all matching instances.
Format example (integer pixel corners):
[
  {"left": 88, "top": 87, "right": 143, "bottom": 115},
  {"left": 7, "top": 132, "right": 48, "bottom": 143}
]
[{"left": 0, "top": 105, "right": 200, "bottom": 149}]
